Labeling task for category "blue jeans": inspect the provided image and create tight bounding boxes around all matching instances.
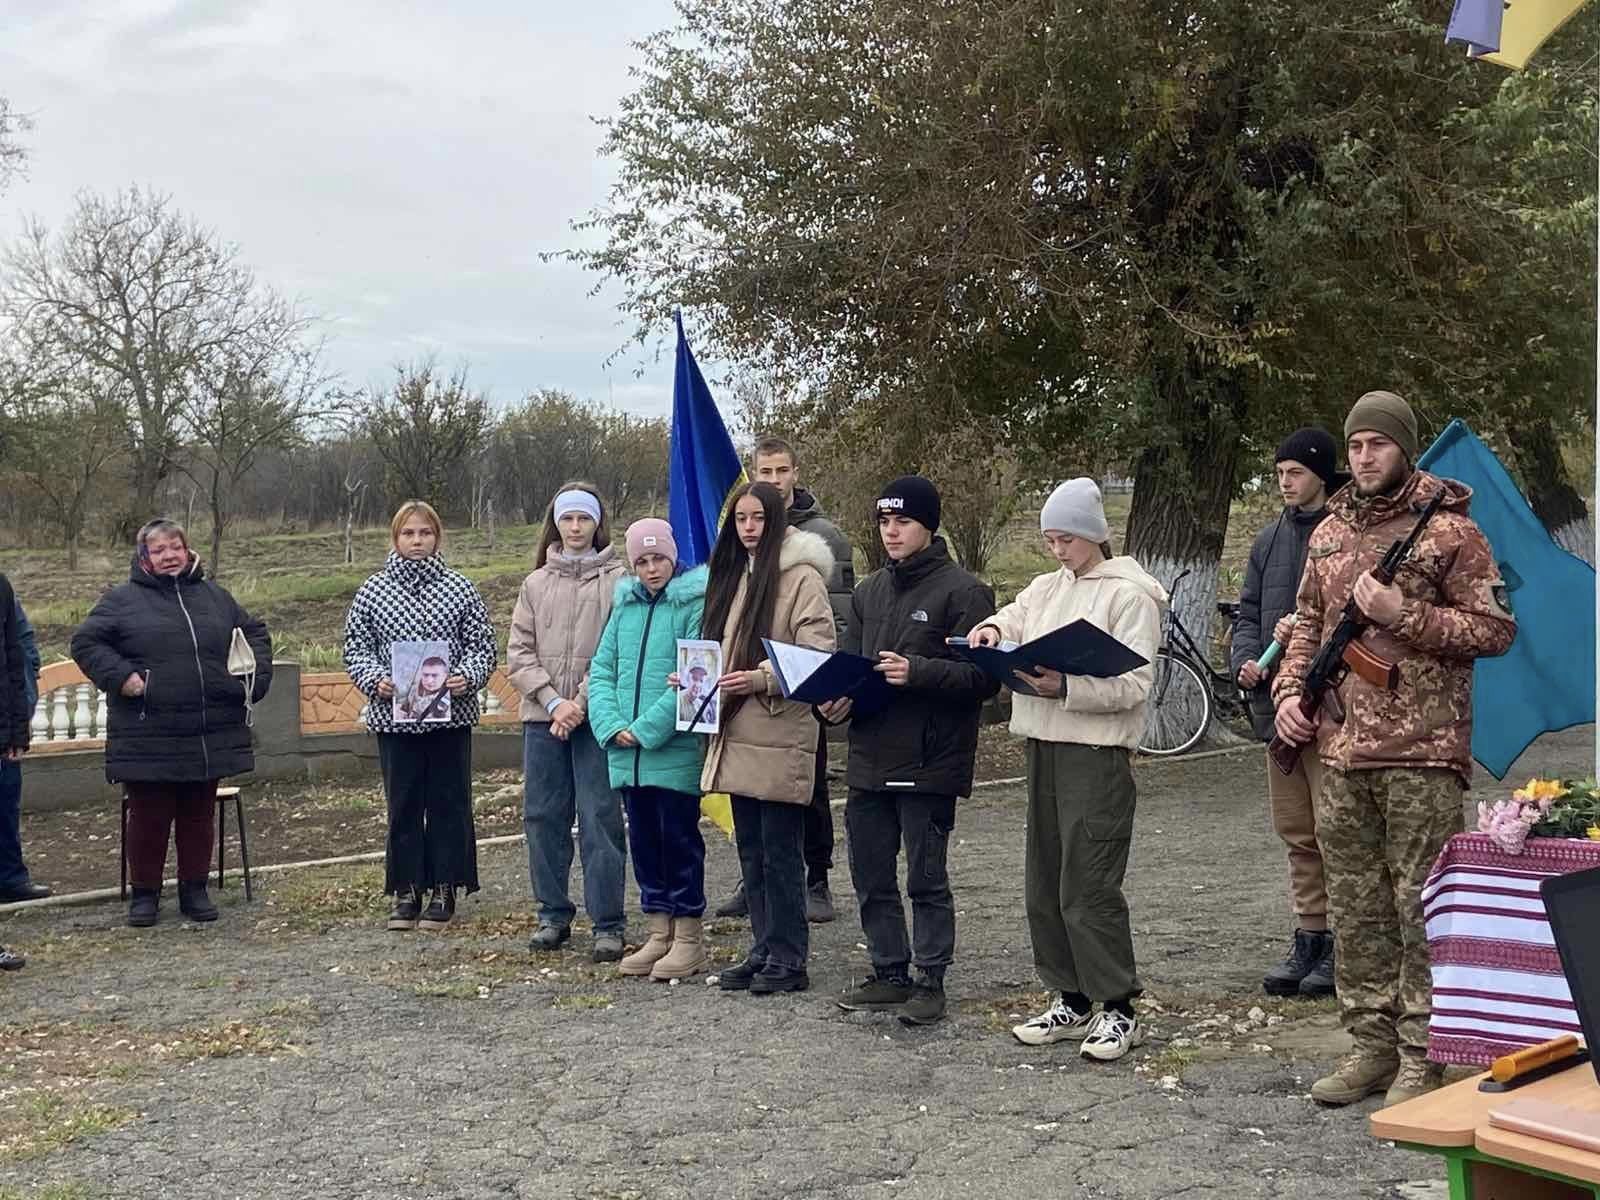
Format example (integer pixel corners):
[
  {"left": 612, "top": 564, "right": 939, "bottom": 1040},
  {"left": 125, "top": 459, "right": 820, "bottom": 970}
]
[
  {"left": 0, "top": 760, "right": 26, "bottom": 890},
  {"left": 731, "top": 795, "right": 808, "bottom": 971},
  {"left": 624, "top": 787, "right": 706, "bottom": 917},
  {"left": 523, "top": 722, "right": 626, "bottom": 934}
]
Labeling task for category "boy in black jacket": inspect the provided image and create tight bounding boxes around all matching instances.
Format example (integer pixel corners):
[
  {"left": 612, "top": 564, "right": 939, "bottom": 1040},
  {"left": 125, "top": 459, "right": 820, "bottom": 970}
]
[{"left": 823, "top": 476, "right": 997, "bottom": 1025}]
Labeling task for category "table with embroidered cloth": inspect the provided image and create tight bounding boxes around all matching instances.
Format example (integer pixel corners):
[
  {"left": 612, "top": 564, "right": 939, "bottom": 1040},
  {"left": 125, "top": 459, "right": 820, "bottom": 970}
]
[{"left": 1422, "top": 832, "right": 1600, "bottom": 1067}]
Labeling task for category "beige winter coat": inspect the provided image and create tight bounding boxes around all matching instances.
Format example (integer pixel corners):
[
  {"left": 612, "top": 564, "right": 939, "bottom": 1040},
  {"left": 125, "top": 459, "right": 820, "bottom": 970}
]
[
  {"left": 974, "top": 556, "right": 1167, "bottom": 749},
  {"left": 506, "top": 544, "right": 625, "bottom": 722},
  {"left": 701, "top": 528, "right": 836, "bottom": 805}
]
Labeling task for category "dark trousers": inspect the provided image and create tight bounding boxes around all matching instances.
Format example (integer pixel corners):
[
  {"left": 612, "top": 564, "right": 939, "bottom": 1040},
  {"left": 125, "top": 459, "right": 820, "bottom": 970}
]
[
  {"left": 624, "top": 786, "right": 706, "bottom": 917},
  {"left": 731, "top": 795, "right": 808, "bottom": 971},
  {"left": 802, "top": 732, "right": 833, "bottom": 884},
  {"left": 125, "top": 779, "right": 217, "bottom": 888},
  {"left": 1024, "top": 740, "right": 1141, "bottom": 1003},
  {"left": 378, "top": 728, "right": 478, "bottom": 894},
  {"left": 0, "top": 760, "right": 28, "bottom": 889},
  {"left": 846, "top": 789, "right": 956, "bottom": 981}
]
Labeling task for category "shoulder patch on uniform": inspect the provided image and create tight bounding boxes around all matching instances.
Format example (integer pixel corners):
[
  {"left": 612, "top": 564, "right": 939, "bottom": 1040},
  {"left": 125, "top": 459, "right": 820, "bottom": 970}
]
[
  {"left": 1487, "top": 560, "right": 1522, "bottom": 618},
  {"left": 1308, "top": 541, "right": 1340, "bottom": 559}
]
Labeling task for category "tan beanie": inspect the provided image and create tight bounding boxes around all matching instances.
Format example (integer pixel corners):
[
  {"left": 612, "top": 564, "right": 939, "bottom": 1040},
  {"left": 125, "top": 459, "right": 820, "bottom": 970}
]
[{"left": 1344, "top": 390, "right": 1418, "bottom": 460}]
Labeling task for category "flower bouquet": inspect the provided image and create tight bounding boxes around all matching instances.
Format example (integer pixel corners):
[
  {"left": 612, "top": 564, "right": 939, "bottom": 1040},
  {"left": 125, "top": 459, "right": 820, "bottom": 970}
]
[{"left": 1476, "top": 778, "right": 1600, "bottom": 855}]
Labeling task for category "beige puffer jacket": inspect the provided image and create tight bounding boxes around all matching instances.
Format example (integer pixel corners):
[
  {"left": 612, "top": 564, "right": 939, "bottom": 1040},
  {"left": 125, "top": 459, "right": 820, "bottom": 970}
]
[
  {"left": 701, "top": 529, "right": 836, "bottom": 805},
  {"left": 506, "top": 544, "right": 624, "bottom": 722},
  {"left": 975, "top": 556, "right": 1167, "bottom": 749}
]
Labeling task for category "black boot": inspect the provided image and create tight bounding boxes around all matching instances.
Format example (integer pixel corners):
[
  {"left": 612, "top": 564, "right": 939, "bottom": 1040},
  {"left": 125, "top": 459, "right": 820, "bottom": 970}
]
[
  {"left": 128, "top": 887, "right": 160, "bottom": 928},
  {"left": 178, "top": 880, "right": 218, "bottom": 922},
  {"left": 1298, "top": 932, "right": 1336, "bottom": 998},
  {"left": 418, "top": 883, "right": 456, "bottom": 931},
  {"left": 387, "top": 886, "right": 422, "bottom": 931},
  {"left": 714, "top": 881, "right": 748, "bottom": 919},
  {"left": 1263, "top": 928, "right": 1322, "bottom": 996}
]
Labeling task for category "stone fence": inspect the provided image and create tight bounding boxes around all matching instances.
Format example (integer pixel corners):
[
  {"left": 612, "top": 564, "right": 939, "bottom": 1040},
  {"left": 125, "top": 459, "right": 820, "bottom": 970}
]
[{"left": 21, "top": 661, "right": 526, "bottom": 813}]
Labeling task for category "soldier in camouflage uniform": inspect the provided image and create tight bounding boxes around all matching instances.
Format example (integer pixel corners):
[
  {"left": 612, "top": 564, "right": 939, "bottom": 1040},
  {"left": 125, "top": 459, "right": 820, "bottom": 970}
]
[{"left": 1274, "top": 391, "right": 1515, "bottom": 1108}]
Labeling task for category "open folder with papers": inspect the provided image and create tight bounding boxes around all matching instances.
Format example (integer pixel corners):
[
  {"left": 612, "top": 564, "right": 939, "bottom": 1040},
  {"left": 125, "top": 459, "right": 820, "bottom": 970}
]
[
  {"left": 947, "top": 620, "right": 1148, "bottom": 696},
  {"left": 761, "top": 639, "right": 895, "bottom": 716}
]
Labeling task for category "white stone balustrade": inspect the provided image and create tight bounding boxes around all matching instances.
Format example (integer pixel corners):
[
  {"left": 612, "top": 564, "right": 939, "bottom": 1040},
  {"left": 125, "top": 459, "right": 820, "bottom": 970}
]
[{"left": 33, "top": 679, "right": 109, "bottom": 745}]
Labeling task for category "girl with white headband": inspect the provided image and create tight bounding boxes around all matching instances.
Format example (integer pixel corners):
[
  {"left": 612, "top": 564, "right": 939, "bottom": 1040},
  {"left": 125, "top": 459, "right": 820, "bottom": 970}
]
[{"left": 507, "top": 482, "right": 628, "bottom": 961}]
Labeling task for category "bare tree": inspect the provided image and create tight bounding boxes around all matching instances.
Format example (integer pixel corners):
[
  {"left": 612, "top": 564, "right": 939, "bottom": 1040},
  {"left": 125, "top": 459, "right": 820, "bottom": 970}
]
[
  {"left": 361, "top": 359, "right": 492, "bottom": 516},
  {"left": 178, "top": 321, "right": 334, "bottom": 577},
  {"left": 0, "top": 96, "right": 30, "bottom": 194},
  {"left": 0, "top": 366, "right": 125, "bottom": 570},
  {"left": 0, "top": 187, "right": 284, "bottom": 534}
]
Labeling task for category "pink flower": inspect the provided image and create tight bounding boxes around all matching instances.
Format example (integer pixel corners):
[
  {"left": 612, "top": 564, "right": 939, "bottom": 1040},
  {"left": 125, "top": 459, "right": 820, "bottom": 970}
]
[{"left": 1479, "top": 798, "right": 1536, "bottom": 854}]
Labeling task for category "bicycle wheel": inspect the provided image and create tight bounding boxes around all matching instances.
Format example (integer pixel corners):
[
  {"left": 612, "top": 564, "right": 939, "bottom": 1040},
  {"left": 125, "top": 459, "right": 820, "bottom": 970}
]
[{"left": 1139, "top": 651, "right": 1212, "bottom": 757}]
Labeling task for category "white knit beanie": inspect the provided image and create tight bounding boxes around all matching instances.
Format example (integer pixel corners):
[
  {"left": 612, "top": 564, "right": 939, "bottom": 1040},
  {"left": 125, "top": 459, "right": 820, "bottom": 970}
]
[{"left": 1039, "top": 478, "right": 1109, "bottom": 542}]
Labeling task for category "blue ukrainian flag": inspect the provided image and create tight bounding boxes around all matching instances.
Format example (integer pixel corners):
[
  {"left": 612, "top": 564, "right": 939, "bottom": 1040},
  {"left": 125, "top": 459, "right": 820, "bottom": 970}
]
[
  {"left": 667, "top": 311, "right": 746, "bottom": 568},
  {"left": 1418, "top": 419, "right": 1596, "bottom": 778},
  {"left": 666, "top": 311, "right": 744, "bottom": 837}
]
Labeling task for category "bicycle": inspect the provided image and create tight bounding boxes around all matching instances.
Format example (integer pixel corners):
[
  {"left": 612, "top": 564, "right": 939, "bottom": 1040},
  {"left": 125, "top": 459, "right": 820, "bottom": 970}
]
[{"left": 1138, "top": 569, "right": 1253, "bottom": 757}]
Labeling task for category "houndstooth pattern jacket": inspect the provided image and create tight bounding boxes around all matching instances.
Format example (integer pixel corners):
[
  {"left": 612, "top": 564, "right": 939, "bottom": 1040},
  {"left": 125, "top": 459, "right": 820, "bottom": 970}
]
[{"left": 342, "top": 551, "right": 498, "bottom": 734}]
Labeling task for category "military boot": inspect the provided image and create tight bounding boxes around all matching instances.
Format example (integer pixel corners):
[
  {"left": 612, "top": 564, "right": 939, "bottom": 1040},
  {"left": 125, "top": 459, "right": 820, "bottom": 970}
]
[
  {"left": 1384, "top": 1057, "right": 1445, "bottom": 1107},
  {"left": 1310, "top": 1052, "right": 1399, "bottom": 1106},
  {"left": 1264, "top": 929, "right": 1323, "bottom": 996}
]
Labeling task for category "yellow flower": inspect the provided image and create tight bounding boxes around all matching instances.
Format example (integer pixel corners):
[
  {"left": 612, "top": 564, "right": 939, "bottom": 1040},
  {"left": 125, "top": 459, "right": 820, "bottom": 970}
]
[
  {"left": 1588, "top": 825, "right": 1600, "bottom": 841},
  {"left": 1528, "top": 778, "right": 1567, "bottom": 802}
]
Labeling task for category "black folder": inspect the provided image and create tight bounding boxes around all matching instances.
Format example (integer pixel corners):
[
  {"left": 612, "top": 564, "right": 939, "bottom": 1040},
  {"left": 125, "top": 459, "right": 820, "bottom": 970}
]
[
  {"left": 948, "top": 620, "right": 1148, "bottom": 696},
  {"left": 761, "top": 638, "right": 895, "bottom": 716}
]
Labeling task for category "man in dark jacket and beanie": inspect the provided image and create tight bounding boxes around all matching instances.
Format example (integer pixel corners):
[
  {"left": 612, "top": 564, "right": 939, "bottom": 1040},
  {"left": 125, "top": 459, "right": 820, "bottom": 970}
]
[
  {"left": 1232, "top": 427, "right": 1345, "bottom": 999},
  {"left": 71, "top": 520, "right": 272, "bottom": 927},
  {"left": 825, "top": 476, "right": 997, "bottom": 1026},
  {"left": 715, "top": 435, "right": 857, "bottom": 923}
]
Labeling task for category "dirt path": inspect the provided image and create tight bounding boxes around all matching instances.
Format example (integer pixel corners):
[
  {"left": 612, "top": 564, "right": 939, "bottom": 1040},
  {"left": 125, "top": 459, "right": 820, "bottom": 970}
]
[{"left": 0, "top": 726, "right": 1590, "bottom": 1199}]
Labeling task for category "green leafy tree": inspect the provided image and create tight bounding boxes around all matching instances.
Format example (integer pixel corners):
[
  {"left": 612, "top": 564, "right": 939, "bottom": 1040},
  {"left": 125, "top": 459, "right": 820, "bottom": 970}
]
[{"left": 573, "top": 0, "right": 1596, "bottom": 639}]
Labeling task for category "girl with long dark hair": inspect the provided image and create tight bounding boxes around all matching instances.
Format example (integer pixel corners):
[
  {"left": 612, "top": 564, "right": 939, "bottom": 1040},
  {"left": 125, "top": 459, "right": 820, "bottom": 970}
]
[{"left": 700, "top": 482, "right": 836, "bottom": 994}]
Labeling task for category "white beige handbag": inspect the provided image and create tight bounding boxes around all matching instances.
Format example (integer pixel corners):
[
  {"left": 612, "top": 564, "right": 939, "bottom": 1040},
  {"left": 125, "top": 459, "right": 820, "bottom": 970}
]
[{"left": 228, "top": 628, "right": 258, "bottom": 726}]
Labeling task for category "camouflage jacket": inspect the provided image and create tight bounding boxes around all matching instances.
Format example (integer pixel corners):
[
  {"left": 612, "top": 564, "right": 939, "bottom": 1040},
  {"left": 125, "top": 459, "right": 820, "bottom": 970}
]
[{"left": 1272, "top": 469, "right": 1516, "bottom": 782}]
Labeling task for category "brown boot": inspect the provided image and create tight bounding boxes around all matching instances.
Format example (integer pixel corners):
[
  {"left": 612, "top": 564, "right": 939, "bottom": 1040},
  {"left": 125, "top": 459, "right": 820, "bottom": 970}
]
[
  {"left": 651, "top": 916, "right": 709, "bottom": 981},
  {"left": 1311, "top": 1051, "right": 1399, "bottom": 1106},
  {"left": 618, "top": 913, "right": 673, "bottom": 977},
  {"left": 1384, "top": 1057, "right": 1445, "bottom": 1107}
]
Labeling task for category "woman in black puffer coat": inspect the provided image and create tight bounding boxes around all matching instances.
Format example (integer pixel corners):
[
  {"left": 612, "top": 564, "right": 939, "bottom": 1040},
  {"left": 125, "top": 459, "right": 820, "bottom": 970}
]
[{"left": 71, "top": 519, "right": 271, "bottom": 928}]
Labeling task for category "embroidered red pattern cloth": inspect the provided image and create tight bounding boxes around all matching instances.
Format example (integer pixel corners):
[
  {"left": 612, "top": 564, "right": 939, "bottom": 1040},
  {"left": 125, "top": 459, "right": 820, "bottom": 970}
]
[{"left": 1422, "top": 832, "right": 1600, "bottom": 1066}]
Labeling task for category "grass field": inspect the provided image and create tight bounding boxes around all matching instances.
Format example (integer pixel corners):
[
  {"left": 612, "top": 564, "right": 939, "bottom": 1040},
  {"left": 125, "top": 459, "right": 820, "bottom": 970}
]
[{"left": 5, "top": 492, "right": 1283, "bottom": 670}]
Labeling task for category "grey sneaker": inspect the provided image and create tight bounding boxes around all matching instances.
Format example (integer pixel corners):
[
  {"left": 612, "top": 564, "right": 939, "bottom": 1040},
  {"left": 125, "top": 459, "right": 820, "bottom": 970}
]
[
  {"left": 806, "top": 880, "right": 836, "bottom": 924},
  {"left": 528, "top": 923, "right": 571, "bottom": 952},
  {"left": 898, "top": 980, "right": 947, "bottom": 1027},
  {"left": 837, "top": 974, "right": 913, "bottom": 1012},
  {"left": 592, "top": 931, "right": 625, "bottom": 963}
]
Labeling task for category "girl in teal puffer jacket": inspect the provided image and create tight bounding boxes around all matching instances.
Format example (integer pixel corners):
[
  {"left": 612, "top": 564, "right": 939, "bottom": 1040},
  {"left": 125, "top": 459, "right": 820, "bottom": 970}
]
[{"left": 588, "top": 519, "right": 710, "bottom": 980}]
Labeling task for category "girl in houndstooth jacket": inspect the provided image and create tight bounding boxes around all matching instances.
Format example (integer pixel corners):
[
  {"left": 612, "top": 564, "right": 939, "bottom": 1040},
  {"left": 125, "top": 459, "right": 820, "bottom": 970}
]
[{"left": 343, "top": 500, "right": 496, "bottom": 932}]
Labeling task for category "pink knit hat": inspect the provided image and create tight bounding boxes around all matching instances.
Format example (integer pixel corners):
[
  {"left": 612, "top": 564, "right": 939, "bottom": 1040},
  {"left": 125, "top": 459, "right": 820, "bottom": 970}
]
[{"left": 625, "top": 518, "right": 678, "bottom": 568}]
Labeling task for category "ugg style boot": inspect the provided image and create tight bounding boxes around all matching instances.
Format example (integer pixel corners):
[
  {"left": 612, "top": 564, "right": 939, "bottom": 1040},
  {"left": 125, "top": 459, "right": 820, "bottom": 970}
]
[
  {"left": 178, "top": 880, "right": 219, "bottom": 922},
  {"left": 619, "top": 913, "right": 673, "bottom": 977},
  {"left": 127, "top": 887, "right": 160, "bottom": 928},
  {"left": 651, "top": 916, "right": 710, "bottom": 981}
]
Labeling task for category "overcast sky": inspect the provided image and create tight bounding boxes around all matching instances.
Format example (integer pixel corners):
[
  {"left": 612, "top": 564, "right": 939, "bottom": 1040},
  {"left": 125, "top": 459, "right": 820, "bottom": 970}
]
[{"left": 1, "top": 0, "right": 689, "bottom": 416}]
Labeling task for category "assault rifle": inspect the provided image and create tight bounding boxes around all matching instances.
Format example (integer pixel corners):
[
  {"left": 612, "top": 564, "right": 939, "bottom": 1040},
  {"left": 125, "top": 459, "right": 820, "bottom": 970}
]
[{"left": 1267, "top": 490, "right": 1444, "bottom": 776}]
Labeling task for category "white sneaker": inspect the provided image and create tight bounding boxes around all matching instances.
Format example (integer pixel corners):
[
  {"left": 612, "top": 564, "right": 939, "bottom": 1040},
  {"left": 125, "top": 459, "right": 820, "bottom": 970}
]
[
  {"left": 1011, "top": 996, "right": 1095, "bottom": 1046},
  {"left": 1079, "top": 1008, "right": 1144, "bottom": 1062}
]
